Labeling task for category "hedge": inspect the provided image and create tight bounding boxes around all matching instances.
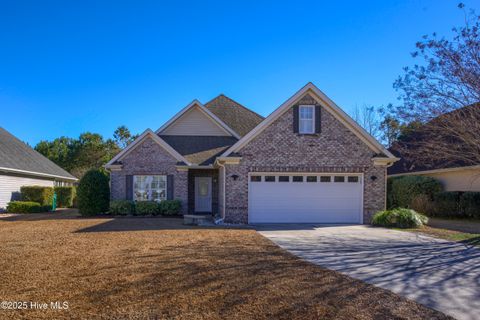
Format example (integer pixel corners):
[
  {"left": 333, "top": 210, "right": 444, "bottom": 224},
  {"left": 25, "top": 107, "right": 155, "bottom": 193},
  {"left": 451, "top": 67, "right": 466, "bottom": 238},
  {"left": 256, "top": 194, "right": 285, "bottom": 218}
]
[
  {"left": 109, "top": 200, "right": 135, "bottom": 215},
  {"left": 54, "top": 186, "right": 76, "bottom": 208},
  {"left": 430, "top": 191, "right": 480, "bottom": 218},
  {"left": 108, "top": 199, "right": 182, "bottom": 216},
  {"left": 77, "top": 169, "right": 110, "bottom": 216},
  {"left": 460, "top": 192, "right": 480, "bottom": 218},
  {"left": 389, "top": 176, "right": 443, "bottom": 209},
  {"left": 160, "top": 200, "right": 182, "bottom": 215},
  {"left": 433, "top": 192, "right": 462, "bottom": 217},
  {"left": 7, "top": 201, "right": 51, "bottom": 213},
  {"left": 20, "top": 186, "right": 54, "bottom": 206},
  {"left": 136, "top": 201, "right": 161, "bottom": 216}
]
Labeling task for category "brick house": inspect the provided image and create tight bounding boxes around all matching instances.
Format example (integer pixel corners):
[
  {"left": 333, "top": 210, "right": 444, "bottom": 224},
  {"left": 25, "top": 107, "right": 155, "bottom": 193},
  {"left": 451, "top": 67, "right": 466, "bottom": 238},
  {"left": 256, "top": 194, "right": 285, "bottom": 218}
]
[{"left": 106, "top": 83, "right": 398, "bottom": 224}]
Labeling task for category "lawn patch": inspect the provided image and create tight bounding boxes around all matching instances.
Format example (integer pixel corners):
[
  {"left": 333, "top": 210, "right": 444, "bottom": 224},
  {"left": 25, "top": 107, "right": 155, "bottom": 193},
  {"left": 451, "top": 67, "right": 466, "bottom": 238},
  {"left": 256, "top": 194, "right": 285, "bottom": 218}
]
[{"left": 0, "top": 211, "right": 450, "bottom": 319}]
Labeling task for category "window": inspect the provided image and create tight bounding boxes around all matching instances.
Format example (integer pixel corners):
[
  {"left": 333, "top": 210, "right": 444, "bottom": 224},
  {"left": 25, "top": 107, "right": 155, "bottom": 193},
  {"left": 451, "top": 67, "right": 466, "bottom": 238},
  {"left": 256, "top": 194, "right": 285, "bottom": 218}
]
[
  {"left": 265, "top": 176, "right": 276, "bottom": 182},
  {"left": 348, "top": 176, "right": 359, "bottom": 183},
  {"left": 279, "top": 176, "right": 290, "bottom": 182},
  {"left": 299, "top": 105, "right": 315, "bottom": 134},
  {"left": 251, "top": 176, "right": 261, "bottom": 182},
  {"left": 306, "top": 176, "right": 317, "bottom": 182},
  {"left": 292, "top": 176, "right": 303, "bottom": 182},
  {"left": 134, "top": 175, "right": 167, "bottom": 202},
  {"left": 320, "top": 176, "right": 331, "bottom": 182},
  {"left": 334, "top": 176, "right": 345, "bottom": 183}
]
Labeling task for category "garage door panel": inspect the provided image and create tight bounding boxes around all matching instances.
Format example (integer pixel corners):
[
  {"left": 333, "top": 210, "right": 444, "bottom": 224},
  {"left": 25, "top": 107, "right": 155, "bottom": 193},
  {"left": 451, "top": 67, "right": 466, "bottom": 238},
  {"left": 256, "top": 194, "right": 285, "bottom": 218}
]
[{"left": 249, "top": 174, "right": 362, "bottom": 224}]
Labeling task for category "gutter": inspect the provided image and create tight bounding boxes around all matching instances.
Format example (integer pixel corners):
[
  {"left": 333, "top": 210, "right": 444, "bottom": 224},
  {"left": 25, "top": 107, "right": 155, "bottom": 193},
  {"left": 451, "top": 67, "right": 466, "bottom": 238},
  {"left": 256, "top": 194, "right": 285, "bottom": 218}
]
[{"left": 0, "top": 167, "right": 78, "bottom": 181}]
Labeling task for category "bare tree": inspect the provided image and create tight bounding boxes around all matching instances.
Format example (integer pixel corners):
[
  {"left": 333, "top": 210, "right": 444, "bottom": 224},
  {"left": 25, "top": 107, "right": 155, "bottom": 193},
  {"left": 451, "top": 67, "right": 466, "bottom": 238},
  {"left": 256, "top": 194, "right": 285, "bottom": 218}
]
[
  {"left": 352, "top": 104, "right": 380, "bottom": 139},
  {"left": 389, "top": 3, "right": 480, "bottom": 166}
]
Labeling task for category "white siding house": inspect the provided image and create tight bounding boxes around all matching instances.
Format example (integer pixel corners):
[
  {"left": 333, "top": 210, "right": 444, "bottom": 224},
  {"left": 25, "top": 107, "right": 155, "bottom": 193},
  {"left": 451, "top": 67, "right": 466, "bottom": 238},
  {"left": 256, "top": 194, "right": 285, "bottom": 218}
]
[{"left": 0, "top": 127, "right": 77, "bottom": 211}]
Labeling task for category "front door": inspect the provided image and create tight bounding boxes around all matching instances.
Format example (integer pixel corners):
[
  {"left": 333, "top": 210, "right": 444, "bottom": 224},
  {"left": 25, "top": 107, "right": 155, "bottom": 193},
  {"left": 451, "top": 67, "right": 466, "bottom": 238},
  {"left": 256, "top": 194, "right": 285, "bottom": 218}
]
[{"left": 195, "top": 177, "right": 212, "bottom": 212}]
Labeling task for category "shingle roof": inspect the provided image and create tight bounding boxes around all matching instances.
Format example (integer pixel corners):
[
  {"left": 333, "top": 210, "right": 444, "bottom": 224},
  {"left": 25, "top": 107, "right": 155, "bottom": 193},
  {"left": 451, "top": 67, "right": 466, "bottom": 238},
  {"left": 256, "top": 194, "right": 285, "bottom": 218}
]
[
  {"left": 205, "top": 94, "right": 264, "bottom": 137},
  {"left": 160, "top": 135, "right": 238, "bottom": 165},
  {"left": 388, "top": 104, "right": 480, "bottom": 175},
  {"left": 0, "top": 127, "right": 77, "bottom": 180}
]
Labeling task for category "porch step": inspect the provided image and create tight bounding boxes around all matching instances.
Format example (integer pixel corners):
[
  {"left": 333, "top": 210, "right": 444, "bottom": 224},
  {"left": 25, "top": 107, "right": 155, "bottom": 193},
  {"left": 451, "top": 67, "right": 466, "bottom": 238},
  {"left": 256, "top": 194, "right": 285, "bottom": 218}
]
[{"left": 183, "top": 214, "right": 213, "bottom": 226}]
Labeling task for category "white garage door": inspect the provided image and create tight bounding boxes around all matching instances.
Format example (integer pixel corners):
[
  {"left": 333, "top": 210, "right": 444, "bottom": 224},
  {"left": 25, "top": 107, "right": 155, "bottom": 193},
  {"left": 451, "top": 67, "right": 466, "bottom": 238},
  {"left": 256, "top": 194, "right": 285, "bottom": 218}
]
[{"left": 248, "top": 173, "right": 363, "bottom": 224}]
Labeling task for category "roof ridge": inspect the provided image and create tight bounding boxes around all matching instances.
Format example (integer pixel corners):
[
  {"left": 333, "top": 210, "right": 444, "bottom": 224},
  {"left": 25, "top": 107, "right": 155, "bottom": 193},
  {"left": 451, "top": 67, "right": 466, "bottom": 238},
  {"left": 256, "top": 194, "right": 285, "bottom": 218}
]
[{"left": 205, "top": 94, "right": 265, "bottom": 120}]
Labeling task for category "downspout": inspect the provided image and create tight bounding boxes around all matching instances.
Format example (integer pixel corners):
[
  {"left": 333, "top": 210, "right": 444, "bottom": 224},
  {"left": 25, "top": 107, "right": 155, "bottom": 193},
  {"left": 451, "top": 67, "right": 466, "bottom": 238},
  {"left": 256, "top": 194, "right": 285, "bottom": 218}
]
[{"left": 217, "top": 161, "right": 226, "bottom": 221}]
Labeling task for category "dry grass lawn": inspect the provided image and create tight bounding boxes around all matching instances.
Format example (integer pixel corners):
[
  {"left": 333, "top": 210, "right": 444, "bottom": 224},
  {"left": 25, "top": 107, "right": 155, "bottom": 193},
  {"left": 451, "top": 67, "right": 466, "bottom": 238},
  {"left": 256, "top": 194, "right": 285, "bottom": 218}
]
[{"left": 0, "top": 211, "right": 450, "bottom": 320}]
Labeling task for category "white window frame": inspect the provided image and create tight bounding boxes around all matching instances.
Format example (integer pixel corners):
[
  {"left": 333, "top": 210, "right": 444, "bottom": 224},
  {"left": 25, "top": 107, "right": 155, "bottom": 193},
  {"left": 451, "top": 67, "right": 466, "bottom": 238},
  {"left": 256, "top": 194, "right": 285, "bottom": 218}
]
[
  {"left": 133, "top": 175, "right": 167, "bottom": 202},
  {"left": 299, "top": 105, "right": 315, "bottom": 134}
]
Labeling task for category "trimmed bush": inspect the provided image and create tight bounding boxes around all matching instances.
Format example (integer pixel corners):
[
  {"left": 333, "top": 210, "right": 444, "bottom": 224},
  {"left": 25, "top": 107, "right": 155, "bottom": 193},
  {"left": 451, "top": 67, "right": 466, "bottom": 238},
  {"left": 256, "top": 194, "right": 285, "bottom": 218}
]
[
  {"left": 77, "top": 169, "right": 110, "bottom": 216},
  {"left": 389, "top": 176, "right": 443, "bottom": 208},
  {"left": 135, "top": 201, "right": 161, "bottom": 216},
  {"left": 54, "top": 186, "right": 76, "bottom": 208},
  {"left": 20, "top": 186, "right": 54, "bottom": 206},
  {"left": 109, "top": 200, "right": 135, "bottom": 215},
  {"left": 7, "top": 201, "right": 51, "bottom": 213},
  {"left": 433, "top": 191, "right": 462, "bottom": 217},
  {"left": 160, "top": 199, "right": 182, "bottom": 215},
  {"left": 460, "top": 192, "right": 480, "bottom": 218},
  {"left": 372, "top": 208, "right": 428, "bottom": 228}
]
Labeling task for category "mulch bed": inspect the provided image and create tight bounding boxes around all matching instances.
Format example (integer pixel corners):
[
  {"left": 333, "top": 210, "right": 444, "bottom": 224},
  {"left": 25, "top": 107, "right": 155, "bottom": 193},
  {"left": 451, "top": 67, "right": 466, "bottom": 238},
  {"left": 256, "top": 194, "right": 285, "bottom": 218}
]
[{"left": 0, "top": 212, "right": 450, "bottom": 319}]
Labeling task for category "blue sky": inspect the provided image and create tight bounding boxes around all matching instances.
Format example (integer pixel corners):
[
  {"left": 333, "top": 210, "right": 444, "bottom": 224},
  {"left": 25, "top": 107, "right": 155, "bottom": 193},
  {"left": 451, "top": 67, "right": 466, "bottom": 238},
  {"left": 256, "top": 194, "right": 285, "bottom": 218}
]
[{"left": 1, "top": 0, "right": 478, "bottom": 145}]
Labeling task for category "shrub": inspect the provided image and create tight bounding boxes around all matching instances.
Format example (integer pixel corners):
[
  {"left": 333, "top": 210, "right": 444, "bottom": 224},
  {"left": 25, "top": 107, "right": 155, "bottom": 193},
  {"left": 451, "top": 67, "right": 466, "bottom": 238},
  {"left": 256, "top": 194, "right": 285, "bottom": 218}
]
[
  {"left": 390, "top": 176, "right": 443, "bottom": 208},
  {"left": 109, "top": 200, "right": 135, "bottom": 215},
  {"left": 460, "top": 192, "right": 480, "bottom": 219},
  {"left": 160, "top": 199, "right": 182, "bottom": 215},
  {"left": 77, "top": 169, "right": 110, "bottom": 216},
  {"left": 54, "top": 186, "right": 76, "bottom": 208},
  {"left": 135, "top": 201, "right": 161, "bottom": 216},
  {"left": 7, "top": 201, "right": 51, "bottom": 213},
  {"left": 20, "top": 186, "right": 54, "bottom": 206},
  {"left": 372, "top": 208, "right": 428, "bottom": 228},
  {"left": 410, "top": 194, "right": 435, "bottom": 215},
  {"left": 433, "top": 191, "right": 462, "bottom": 217}
]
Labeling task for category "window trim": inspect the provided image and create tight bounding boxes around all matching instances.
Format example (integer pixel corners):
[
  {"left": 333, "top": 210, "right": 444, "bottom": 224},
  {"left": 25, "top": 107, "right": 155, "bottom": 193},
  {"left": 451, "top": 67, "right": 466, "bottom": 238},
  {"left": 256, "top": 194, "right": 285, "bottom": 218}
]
[
  {"left": 299, "top": 105, "right": 315, "bottom": 134},
  {"left": 133, "top": 175, "right": 167, "bottom": 202}
]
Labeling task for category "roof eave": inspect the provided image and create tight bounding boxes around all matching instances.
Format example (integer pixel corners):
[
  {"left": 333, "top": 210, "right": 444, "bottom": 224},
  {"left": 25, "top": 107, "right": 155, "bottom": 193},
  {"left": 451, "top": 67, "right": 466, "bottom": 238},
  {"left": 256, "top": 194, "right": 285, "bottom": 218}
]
[{"left": 0, "top": 166, "right": 78, "bottom": 181}]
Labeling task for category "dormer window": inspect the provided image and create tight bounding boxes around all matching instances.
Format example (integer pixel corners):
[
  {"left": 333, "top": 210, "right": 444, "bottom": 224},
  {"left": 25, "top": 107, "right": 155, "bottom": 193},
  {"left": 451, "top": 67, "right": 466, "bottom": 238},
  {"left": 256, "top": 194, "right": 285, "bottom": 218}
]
[{"left": 299, "top": 105, "right": 315, "bottom": 134}]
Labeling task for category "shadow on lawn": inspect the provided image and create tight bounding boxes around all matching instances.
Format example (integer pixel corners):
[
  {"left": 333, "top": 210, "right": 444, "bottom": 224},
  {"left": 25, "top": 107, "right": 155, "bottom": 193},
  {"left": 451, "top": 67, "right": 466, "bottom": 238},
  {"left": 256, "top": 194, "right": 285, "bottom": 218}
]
[
  {"left": 75, "top": 217, "right": 209, "bottom": 232},
  {"left": 461, "top": 236, "right": 480, "bottom": 246},
  {"left": 80, "top": 234, "right": 452, "bottom": 320}
]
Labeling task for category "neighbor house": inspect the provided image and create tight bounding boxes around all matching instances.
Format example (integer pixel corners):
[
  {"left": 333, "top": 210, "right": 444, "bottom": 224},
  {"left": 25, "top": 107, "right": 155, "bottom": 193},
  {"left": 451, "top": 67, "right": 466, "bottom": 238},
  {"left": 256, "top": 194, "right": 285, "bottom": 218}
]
[
  {"left": 105, "top": 83, "right": 398, "bottom": 224},
  {"left": 388, "top": 105, "right": 480, "bottom": 192},
  {"left": 0, "top": 127, "right": 78, "bottom": 211}
]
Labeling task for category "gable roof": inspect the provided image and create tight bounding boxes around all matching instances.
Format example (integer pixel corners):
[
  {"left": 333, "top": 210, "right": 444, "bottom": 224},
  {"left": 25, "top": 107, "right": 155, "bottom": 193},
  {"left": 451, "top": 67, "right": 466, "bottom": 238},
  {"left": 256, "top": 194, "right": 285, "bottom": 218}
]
[
  {"left": 205, "top": 94, "right": 264, "bottom": 137},
  {"left": 221, "top": 83, "right": 397, "bottom": 159},
  {"left": 155, "top": 100, "right": 240, "bottom": 139},
  {"left": 160, "top": 135, "right": 238, "bottom": 165},
  {"left": 388, "top": 104, "right": 480, "bottom": 175},
  {"left": 105, "top": 129, "right": 192, "bottom": 167},
  {"left": 0, "top": 127, "right": 77, "bottom": 181}
]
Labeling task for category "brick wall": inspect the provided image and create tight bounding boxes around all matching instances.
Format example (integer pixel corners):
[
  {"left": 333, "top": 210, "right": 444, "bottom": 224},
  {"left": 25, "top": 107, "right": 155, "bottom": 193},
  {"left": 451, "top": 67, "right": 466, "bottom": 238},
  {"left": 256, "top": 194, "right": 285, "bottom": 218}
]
[
  {"left": 110, "top": 136, "right": 188, "bottom": 214},
  {"left": 224, "top": 93, "right": 387, "bottom": 223}
]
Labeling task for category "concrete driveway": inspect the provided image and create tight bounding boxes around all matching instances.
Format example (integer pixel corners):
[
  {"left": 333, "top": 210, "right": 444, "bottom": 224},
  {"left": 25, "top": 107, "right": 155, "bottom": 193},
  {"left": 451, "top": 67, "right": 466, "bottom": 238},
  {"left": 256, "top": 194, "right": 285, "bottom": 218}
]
[{"left": 257, "top": 225, "right": 480, "bottom": 320}]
